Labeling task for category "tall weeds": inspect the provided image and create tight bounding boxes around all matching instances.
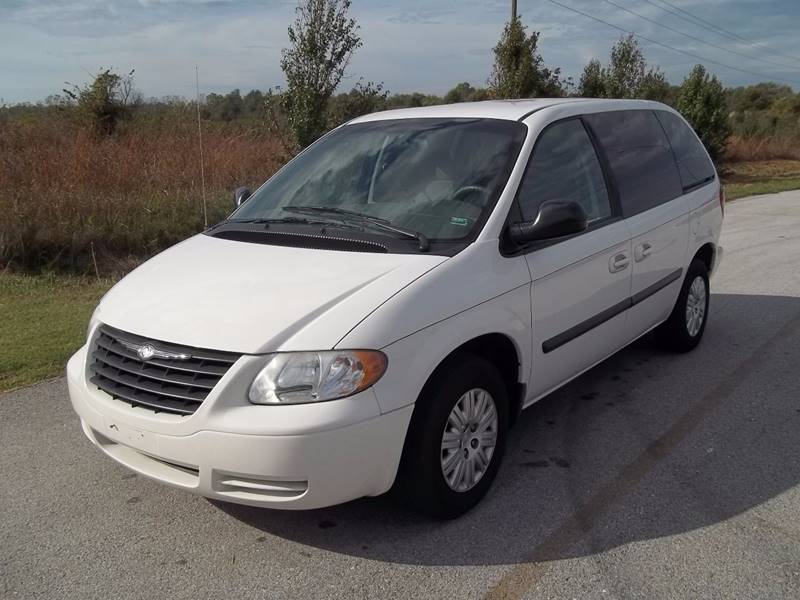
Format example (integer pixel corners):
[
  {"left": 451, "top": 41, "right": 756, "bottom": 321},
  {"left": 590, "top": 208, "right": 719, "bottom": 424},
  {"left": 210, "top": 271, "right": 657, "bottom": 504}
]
[
  {"left": 0, "top": 115, "right": 282, "bottom": 273},
  {"left": 724, "top": 135, "right": 800, "bottom": 162}
]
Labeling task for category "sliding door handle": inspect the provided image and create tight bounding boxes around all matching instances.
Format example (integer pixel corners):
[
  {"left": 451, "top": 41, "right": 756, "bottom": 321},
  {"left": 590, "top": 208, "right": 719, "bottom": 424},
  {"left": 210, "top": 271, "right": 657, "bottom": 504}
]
[
  {"left": 609, "top": 252, "right": 630, "bottom": 273},
  {"left": 635, "top": 242, "right": 653, "bottom": 262}
]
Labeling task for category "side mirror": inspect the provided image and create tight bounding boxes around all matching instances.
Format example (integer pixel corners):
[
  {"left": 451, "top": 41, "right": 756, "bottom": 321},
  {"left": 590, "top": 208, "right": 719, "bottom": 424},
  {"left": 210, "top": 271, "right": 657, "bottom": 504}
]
[
  {"left": 234, "top": 186, "right": 252, "bottom": 208},
  {"left": 508, "top": 200, "right": 588, "bottom": 245}
]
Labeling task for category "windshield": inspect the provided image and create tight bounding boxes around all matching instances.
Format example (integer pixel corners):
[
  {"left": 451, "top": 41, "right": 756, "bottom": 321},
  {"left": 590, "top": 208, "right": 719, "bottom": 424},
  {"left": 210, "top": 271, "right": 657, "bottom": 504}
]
[{"left": 231, "top": 118, "right": 527, "bottom": 242}]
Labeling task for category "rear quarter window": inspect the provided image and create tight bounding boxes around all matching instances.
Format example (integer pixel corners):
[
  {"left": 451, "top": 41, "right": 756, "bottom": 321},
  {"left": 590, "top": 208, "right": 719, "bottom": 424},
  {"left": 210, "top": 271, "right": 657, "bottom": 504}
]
[
  {"left": 654, "top": 110, "right": 716, "bottom": 191},
  {"left": 585, "top": 110, "right": 683, "bottom": 216}
]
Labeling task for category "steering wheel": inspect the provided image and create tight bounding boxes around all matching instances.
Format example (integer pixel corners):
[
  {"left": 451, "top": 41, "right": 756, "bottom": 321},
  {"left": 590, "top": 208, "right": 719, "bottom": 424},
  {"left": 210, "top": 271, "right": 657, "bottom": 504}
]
[{"left": 449, "top": 185, "right": 489, "bottom": 207}]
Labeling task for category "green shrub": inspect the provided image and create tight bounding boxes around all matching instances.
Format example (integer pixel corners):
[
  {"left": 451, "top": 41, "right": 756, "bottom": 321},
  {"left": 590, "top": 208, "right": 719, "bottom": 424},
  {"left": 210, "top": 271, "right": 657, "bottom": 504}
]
[
  {"left": 63, "top": 68, "right": 138, "bottom": 136},
  {"left": 677, "top": 65, "right": 731, "bottom": 160},
  {"left": 489, "top": 16, "right": 564, "bottom": 99},
  {"left": 280, "top": 0, "right": 361, "bottom": 149},
  {"left": 327, "top": 80, "right": 389, "bottom": 127},
  {"left": 577, "top": 35, "right": 672, "bottom": 103}
]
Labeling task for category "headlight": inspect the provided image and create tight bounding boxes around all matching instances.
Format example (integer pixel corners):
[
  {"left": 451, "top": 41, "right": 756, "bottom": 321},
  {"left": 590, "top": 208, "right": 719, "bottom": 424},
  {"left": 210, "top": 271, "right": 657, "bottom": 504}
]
[{"left": 248, "top": 350, "right": 388, "bottom": 405}]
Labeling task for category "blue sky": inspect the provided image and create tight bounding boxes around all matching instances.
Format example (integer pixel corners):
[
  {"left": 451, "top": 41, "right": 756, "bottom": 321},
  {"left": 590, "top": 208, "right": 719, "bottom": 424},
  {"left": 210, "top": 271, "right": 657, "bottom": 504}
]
[{"left": 1, "top": 0, "right": 799, "bottom": 104}]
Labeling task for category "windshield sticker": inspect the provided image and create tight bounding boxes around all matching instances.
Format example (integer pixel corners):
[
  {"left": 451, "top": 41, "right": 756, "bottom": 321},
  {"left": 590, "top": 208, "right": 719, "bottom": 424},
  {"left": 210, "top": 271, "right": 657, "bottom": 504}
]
[{"left": 449, "top": 217, "right": 470, "bottom": 226}]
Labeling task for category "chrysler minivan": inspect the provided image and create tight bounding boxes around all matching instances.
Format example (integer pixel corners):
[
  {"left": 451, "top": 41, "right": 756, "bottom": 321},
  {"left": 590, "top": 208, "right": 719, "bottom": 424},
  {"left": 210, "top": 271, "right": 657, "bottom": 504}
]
[{"left": 67, "top": 99, "right": 723, "bottom": 517}]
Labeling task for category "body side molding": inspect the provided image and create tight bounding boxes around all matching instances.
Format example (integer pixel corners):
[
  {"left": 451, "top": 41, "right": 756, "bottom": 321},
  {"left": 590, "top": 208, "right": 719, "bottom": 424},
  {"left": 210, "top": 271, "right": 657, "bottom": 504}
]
[{"left": 542, "top": 268, "right": 683, "bottom": 354}]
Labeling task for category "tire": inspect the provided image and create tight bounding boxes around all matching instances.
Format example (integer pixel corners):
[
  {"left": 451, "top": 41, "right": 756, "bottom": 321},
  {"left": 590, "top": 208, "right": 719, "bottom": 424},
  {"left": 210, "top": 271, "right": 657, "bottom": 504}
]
[
  {"left": 395, "top": 354, "right": 509, "bottom": 519},
  {"left": 654, "top": 258, "right": 710, "bottom": 352}
]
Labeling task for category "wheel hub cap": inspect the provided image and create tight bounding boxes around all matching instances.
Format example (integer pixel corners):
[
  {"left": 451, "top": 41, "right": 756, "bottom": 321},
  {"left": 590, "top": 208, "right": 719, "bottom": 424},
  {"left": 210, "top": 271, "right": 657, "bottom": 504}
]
[{"left": 440, "top": 388, "right": 498, "bottom": 492}]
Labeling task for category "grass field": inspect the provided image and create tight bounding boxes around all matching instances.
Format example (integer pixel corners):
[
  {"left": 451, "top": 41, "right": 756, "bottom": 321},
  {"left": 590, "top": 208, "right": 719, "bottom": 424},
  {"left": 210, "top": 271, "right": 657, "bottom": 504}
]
[
  {"left": 0, "top": 274, "right": 112, "bottom": 392},
  {"left": 721, "top": 159, "right": 800, "bottom": 200}
]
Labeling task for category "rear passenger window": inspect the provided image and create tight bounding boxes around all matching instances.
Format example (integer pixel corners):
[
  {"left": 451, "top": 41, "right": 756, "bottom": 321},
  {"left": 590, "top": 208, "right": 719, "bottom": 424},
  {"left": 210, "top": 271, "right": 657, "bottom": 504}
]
[
  {"left": 516, "top": 119, "right": 611, "bottom": 223},
  {"left": 654, "top": 110, "right": 716, "bottom": 191},
  {"left": 586, "top": 110, "right": 682, "bottom": 216}
]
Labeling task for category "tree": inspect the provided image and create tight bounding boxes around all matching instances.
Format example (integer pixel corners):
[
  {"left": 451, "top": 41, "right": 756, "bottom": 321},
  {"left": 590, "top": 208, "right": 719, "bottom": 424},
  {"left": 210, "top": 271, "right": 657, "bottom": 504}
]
[
  {"left": 63, "top": 68, "right": 137, "bottom": 135},
  {"left": 677, "top": 65, "right": 731, "bottom": 160},
  {"left": 639, "top": 69, "right": 672, "bottom": 103},
  {"left": 327, "top": 79, "right": 389, "bottom": 127},
  {"left": 242, "top": 90, "right": 267, "bottom": 118},
  {"left": 605, "top": 35, "right": 647, "bottom": 98},
  {"left": 489, "top": 16, "right": 564, "bottom": 99},
  {"left": 577, "top": 35, "right": 671, "bottom": 103},
  {"left": 578, "top": 59, "right": 605, "bottom": 97},
  {"left": 727, "top": 82, "right": 794, "bottom": 113},
  {"left": 445, "top": 82, "right": 474, "bottom": 104},
  {"left": 443, "top": 82, "right": 490, "bottom": 104},
  {"left": 280, "top": 0, "right": 362, "bottom": 149},
  {"left": 205, "top": 89, "right": 243, "bottom": 121},
  {"left": 386, "top": 92, "right": 443, "bottom": 109},
  {"left": 772, "top": 93, "right": 800, "bottom": 115}
]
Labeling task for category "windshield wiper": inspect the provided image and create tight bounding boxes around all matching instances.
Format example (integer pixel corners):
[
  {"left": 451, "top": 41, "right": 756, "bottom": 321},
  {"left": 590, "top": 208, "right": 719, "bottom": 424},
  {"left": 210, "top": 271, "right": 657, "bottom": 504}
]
[
  {"left": 223, "top": 217, "right": 312, "bottom": 225},
  {"left": 282, "top": 206, "right": 430, "bottom": 252},
  {"left": 208, "top": 216, "right": 337, "bottom": 231}
]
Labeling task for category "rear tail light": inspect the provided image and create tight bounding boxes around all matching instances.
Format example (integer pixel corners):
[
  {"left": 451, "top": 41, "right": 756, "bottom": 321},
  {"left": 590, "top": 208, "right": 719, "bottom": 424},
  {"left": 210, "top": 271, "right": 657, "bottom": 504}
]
[{"left": 719, "top": 185, "right": 725, "bottom": 218}]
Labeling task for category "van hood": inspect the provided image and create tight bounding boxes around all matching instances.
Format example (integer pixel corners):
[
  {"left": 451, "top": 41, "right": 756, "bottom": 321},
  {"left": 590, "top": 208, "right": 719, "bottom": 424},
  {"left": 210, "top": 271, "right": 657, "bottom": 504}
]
[{"left": 95, "top": 234, "right": 447, "bottom": 354}]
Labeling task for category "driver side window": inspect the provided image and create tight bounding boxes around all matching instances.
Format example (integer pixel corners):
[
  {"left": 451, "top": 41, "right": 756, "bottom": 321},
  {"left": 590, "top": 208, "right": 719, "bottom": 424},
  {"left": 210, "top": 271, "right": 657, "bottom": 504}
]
[{"left": 517, "top": 119, "right": 611, "bottom": 223}]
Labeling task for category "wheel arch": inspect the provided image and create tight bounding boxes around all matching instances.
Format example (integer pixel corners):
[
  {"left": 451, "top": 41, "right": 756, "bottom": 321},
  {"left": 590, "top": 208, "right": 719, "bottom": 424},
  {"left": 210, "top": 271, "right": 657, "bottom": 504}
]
[
  {"left": 692, "top": 242, "right": 716, "bottom": 273},
  {"left": 414, "top": 332, "right": 525, "bottom": 429},
  {"left": 392, "top": 331, "right": 525, "bottom": 498}
]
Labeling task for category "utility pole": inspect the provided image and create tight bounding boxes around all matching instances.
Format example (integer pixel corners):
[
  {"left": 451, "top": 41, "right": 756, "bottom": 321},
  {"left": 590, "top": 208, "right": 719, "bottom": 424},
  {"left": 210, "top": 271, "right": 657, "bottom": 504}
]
[{"left": 512, "top": 0, "right": 517, "bottom": 21}]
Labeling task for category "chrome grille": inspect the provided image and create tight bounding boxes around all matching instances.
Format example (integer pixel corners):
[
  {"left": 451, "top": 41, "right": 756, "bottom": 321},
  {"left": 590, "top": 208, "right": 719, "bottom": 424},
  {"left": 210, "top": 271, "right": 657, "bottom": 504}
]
[{"left": 89, "top": 325, "right": 240, "bottom": 415}]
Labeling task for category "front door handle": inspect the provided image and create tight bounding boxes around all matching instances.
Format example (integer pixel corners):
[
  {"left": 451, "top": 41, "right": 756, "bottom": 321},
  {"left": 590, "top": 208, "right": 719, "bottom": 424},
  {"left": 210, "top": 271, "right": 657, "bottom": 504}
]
[
  {"left": 609, "top": 252, "right": 630, "bottom": 273},
  {"left": 635, "top": 242, "right": 653, "bottom": 262}
]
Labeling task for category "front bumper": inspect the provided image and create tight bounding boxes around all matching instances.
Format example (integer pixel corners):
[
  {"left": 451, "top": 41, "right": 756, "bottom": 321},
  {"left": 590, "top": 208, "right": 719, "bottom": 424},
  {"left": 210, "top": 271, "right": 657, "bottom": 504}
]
[{"left": 67, "top": 346, "right": 413, "bottom": 510}]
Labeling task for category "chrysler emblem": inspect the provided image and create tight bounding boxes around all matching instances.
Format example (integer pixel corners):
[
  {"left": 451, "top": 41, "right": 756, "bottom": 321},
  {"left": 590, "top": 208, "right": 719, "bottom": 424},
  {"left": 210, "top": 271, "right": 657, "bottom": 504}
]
[
  {"left": 117, "top": 338, "right": 191, "bottom": 361},
  {"left": 137, "top": 344, "right": 156, "bottom": 361}
]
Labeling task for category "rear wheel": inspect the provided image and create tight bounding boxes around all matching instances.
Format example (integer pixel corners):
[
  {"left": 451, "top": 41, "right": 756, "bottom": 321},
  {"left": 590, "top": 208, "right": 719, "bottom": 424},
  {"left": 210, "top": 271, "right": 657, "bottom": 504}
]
[
  {"left": 655, "top": 259, "right": 710, "bottom": 352},
  {"left": 396, "top": 354, "right": 508, "bottom": 518}
]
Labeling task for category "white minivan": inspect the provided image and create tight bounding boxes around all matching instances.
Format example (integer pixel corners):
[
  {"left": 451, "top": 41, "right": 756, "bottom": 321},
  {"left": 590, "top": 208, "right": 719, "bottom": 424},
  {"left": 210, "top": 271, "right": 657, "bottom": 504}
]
[{"left": 67, "top": 99, "right": 723, "bottom": 517}]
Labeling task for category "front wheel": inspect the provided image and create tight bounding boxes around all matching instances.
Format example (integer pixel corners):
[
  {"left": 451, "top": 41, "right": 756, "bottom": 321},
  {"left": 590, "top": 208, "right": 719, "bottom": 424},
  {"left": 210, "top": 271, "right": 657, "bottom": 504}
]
[
  {"left": 395, "top": 354, "right": 508, "bottom": 519},
  {"left": 654, "top": 258, "right": 710, "bottom": 352}
]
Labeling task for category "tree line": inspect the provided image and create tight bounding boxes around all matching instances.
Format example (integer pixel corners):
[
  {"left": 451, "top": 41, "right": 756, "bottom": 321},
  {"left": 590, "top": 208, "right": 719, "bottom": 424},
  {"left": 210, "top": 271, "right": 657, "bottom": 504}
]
[{"left": 4, "top": 0, "right": 799, "bottom": 161}]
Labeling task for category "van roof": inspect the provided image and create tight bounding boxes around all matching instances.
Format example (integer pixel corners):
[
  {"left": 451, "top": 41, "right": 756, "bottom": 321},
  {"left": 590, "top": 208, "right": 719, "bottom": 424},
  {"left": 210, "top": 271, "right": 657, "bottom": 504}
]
[{"left": 349, "top": 98, "right": 667, "bottom": 124}]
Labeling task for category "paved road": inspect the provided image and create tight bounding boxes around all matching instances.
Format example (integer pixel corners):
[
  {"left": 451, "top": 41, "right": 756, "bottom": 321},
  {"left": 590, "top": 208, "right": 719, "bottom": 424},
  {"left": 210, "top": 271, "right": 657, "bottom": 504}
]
[{"left": 3, "top": 192, "right": 800, "bottom": 600}]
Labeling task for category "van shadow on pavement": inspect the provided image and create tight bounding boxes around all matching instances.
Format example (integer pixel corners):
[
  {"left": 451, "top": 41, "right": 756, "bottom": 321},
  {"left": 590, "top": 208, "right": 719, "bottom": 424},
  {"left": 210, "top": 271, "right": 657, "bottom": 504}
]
[{"left": 216, "top": 292, "right": 800, "bottom": 567}]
